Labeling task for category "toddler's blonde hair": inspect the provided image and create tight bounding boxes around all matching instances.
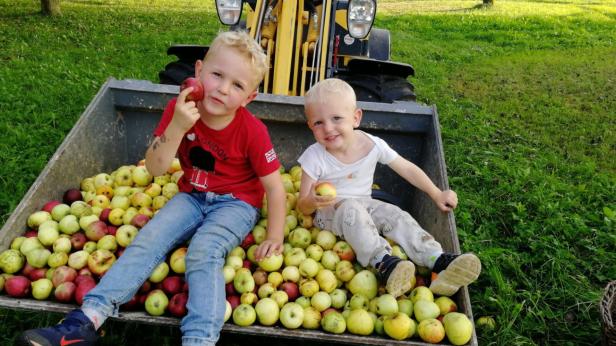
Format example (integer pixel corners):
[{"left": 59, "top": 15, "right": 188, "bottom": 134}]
[
  {"left": 205, "top": 30, "right": 268, "bottom": 88},
  {"left": 304, "top": 78, "right": 357, "bottom": 110}
]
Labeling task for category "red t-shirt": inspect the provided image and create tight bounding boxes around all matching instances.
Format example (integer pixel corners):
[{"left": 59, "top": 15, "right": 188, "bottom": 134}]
[{"left": 154, "top": 98, "right": 280, "bottom": 208}]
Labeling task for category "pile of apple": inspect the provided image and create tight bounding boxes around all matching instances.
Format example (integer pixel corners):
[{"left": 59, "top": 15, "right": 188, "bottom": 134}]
[{"left": 0, "top": 162, "right": 474, "bottom": 345}]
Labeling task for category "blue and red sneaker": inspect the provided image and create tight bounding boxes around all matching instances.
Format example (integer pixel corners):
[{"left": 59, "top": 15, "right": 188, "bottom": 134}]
[{"left": 18, "top": 309, "right": 99, "bottom": 346}]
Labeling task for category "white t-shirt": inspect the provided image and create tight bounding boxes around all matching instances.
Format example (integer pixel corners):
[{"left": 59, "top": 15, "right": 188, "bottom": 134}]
[{"left": 298, "top": 131, "right": 398, "bottom": 199}]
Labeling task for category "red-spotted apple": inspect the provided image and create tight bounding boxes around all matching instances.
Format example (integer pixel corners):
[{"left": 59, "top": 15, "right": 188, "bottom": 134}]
[{"left": 180, "top": 77, "right": 204, "bottom": 102}]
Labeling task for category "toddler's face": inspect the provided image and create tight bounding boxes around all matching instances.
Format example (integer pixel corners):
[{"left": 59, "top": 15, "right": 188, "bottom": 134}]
[{"left": 305, "top": 95, "right": 361, "bottom": 151}]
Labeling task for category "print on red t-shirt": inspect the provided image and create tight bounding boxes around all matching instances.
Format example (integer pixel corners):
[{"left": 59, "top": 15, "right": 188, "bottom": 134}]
[{"left": 153, "top": 98, "right": 280, "bottom": 208}]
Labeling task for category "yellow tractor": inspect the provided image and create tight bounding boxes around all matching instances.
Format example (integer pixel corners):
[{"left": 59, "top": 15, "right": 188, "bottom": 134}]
[{"left": 160, "top": 0, "right": 416, "bottom": 102}]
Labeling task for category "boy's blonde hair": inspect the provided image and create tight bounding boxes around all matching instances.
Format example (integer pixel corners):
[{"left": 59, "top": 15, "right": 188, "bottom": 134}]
[
  {"left": 304, "top": 78, "right": 357, "bottom": 109},
  {"left": 205, "top": 30, "right": 268, "bottom": 88}
]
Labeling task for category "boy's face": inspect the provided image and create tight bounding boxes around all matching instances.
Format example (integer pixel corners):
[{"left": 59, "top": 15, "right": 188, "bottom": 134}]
[
  {"left": 195, "top": 47, "right": 259, "bottom": 118},
  {"left": 305, "top": 94, "right": 362, "bottom": 151}
]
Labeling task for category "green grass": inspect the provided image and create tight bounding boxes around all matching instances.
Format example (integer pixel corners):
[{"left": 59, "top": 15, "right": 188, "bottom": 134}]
[{"left": 1, "top": 0, "right": 615, "bottom": 345}]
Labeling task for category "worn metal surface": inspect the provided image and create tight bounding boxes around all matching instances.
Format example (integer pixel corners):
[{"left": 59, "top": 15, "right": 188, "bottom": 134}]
[{"left": 0, "top": 78, "right": 477, "bottom": 346}]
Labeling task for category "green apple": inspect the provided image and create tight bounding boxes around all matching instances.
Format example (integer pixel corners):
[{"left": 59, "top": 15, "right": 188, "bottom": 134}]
[
  {"left": 417, "top": 318, "right": 445, "bottom": 343},
  {"left": 149, "top": 262, "right": 170, "bottom": 283},
  {"left": 132, "top": 166, "right": 153, "bottom": 187},
  {"left": 288, "top": 228, "right": 312, "bottom": 249},
  {"left": 295, "top": 296, "right": 311, "bottom": 309},
  {"left": 27, "top": 211, "right": 52, "bottom": 229},
  {"left": 251, "top": 225, "right": 267, "bottom": 244},
  {"left": 281, "top": 265, "right": 300, "bottom": 282},
  {"left": 346, "top": 308, "right": 374, "bottom": 335},
  {"left": 270, "top": 290, "right": 288, "bottom": 308},
  {"left": 224, "top": 300, "right": 232, "bottom": 322},
  {"left": 26, "top": 248, "right": 51, "bottom": 268},
  {"left": 435, "top": 296, "right": 458, "bottom": 315},
  {"left": 110, "top": 195, "right": 130, "bottom": 210},
  {"left": 51, "top": 204, "right": 71, "bottom": 222},
  {"left": 375, "top": 293, "right": 399, "bottom": 316},
  {"left": 169, "top": 247, "right": 187, "bottom": 274},
  {"left": 257, "top": 282, "right": 276, "bottom": 299},
  {"left": 347, "top": 270, "right": 378, "bottom": 299},
  {"left": 299, "top": 278, "right": 319, "bottom": 298},
  {"left": 116, "top": 225, "right": 138, "bottom": 247},
  {"left": 305, "top": 244, "right": 324, "bottom": 261},
  {"left": 67, "top": 250, "right": 89, "bottom": 270},
  {"left": 31, "top": 278, "right": 54, "bottom": 300},
  {"left": 97, "top": 235, "right": 117, "bottom": 252},
  {"left": 349, "top": 293, "right": 369, "bottom": 310},
  {"left": 10, "top": 237, "right": 26, "bottom": 251},
  {"left": 255, "top": 297, "right": 279, "bottom": 326},
  {"left": 284, "top": 247, "right": 306, "bottom": 267},
  {"left": 52, "top": 237, "right": 72, "bottom": 254},
  {"left": 320, "top": 250, "right": 340, "bottom": 271},
  {"left": 233, "top": 268, "right": 255, "bottom": 294},
  {"left": 414, "top": 300, "right": 441, "bottom": 322},
  {"left": 310, "top": 291, "right": 332, "bottom": 312},
  {"left": 47, "top": 251, "right": 68, "bottom": 268},
  {"left": 334, "top": 260, "right": 356, "bottom": 282},
  {"left": 0, "top": 249, "right": 25, "bottom": 274},
  {"left": 232, "top": 303, "right": 256, "bottom": 326},
  {"left": 316, "top": 269, "right": 337, "bottom": 293},
  {"left": 321, "top": 310, "right": 346, "bottom": 334},
  {"left": 162, "top": 182, "right": 179, "bottom": 200},
  {"left": 315, "top": 230, "right": 337, "bottom": 250},
  {"left": 314, "top": 182, "right": 337, "bottom": 198},
  {"left": 70, "top": 201, "right": 92, "bottom": 218},
  {"left": 409, "top": 286, "right": 434, "bottom": 303},
  {"left": 258, "top": 253, "right": 283, "bottom": 272},
  {"left": 329, "top": 288, "right": 348, "bottom": 309},
  {"left": 397, "top": 297, "right": 414, "bottom": 317},
  {"left": 443, "top": 312, "right": 473, "bottom": 345},
  {"left": 279, "top": 302, "right": 304, "bottom": 329},
  {"left": 145, "top": 289, "right": 169, "bottom": 316},
  {"left": 383, "top": 312, "right": 413, "bottom": 340},
  {"left": 299, "top": 258, "right": 319, "bottom": 278},
  {"left": 225, "top": 255, "right": 243, "bottom": 270},
  {"left": 302, "top": 306, "right": 321, "bottom": 329},
  {"left": 37, "top": 220, "right": 59, "bottom": 246},
  {"left": 58, "top": 214, "right": 81, "bottom": 235}
]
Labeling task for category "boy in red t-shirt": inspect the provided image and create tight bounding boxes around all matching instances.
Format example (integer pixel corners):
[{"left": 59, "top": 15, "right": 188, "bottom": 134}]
[{"left": 20, "top": 31, "right": 286, "bottom": 346}]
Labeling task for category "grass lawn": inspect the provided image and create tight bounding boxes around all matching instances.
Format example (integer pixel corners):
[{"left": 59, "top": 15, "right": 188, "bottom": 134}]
[{"left": 1, "top": 0, "right": 615, "bottom": 345}]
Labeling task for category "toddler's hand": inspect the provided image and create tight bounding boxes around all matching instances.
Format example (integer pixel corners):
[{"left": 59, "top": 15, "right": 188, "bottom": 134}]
[
  {"left": 311, "top": 183, "right": 337, "bottom": 209},
  {"left": 171, "top": 87, "right": 201, "bottom": 132},
  {"left": 435, "top": 189, "right": 458, "bottom": 212},
  {"left": 255, "top": 238, "right": 283, "bottom": 261}
]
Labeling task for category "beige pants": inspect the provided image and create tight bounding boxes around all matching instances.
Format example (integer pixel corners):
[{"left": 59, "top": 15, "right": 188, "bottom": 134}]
[{"left": 315, "top": 198, "right": 442, "bottom": 268}]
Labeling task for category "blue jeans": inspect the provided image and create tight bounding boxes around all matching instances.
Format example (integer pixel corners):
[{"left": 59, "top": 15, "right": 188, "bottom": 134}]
[{"left": 82, "top": 191, "right": 259, "bottom": 346}]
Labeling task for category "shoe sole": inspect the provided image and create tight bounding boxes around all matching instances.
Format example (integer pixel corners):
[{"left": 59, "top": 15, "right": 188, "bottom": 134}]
[
  {"left": 386, "top": 260, "right": 415, "bottom": 298},
  {"left": 429, "top": 253, "right": 481, "bottom": 296}
]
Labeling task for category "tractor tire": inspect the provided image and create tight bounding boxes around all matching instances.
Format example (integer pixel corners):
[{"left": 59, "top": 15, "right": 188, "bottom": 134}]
[
  {"left": 340, "top": 74, "right": 416, "bottom": 103},
  {"left": 159, "top": 60, "right": 195, "bottom": 86}
]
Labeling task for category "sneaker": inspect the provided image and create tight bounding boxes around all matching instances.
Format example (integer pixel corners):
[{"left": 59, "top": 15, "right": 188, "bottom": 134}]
[
  {"left": 375, "top": 254, "right": 415, "bottom": 298},
  {"left": 429, "top": 253, "right": 481, "bottom": 296},
  {"left": 18, "top": 309, "right": 99, "bottom": 346}
]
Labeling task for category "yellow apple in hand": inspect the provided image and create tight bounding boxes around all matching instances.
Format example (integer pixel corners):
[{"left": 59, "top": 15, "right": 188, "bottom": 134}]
[{"left": 314, "top": 182, "right": 336, "bottom": 198}]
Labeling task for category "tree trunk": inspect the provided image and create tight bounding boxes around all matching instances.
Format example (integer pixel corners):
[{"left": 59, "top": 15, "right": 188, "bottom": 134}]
[{"left": 41, "top": 0, "right": 61, "bottom": 16}]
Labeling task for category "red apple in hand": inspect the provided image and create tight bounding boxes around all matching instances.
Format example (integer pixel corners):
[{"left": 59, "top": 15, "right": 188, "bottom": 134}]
[{"left": 180, "top": 77, "right": 204, "bottom": 102}]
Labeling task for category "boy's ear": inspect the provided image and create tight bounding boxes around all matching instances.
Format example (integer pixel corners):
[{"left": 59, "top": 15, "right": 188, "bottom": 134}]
[
  {"left": 240, "top": 89, "right": 258, "bottom": 108},
  {"left": 194, "top": 60, "right": 203, "bottom": 77},
  {"left": 353, "top": 108, "right": 363, "bottom": 128}
]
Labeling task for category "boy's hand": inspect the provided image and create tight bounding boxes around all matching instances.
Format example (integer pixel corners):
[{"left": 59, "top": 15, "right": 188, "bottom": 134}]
[
  {"left": 255, "top": 237, "right": 283, "bottom": 261},
  {"left": 434, "top": 189, "right": 458, "bottom": 212},
  {"left": 170, "top": 87, "right": 201, "bottom": 132}
]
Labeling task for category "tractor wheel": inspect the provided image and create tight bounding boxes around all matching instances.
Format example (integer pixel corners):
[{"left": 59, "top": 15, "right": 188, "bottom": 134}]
[
  {"left": 159, "top": 60, "right": 195, "bottom": 85},
  {"left": 340, "top": 74, "right": 416, "bottom": 103}
]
